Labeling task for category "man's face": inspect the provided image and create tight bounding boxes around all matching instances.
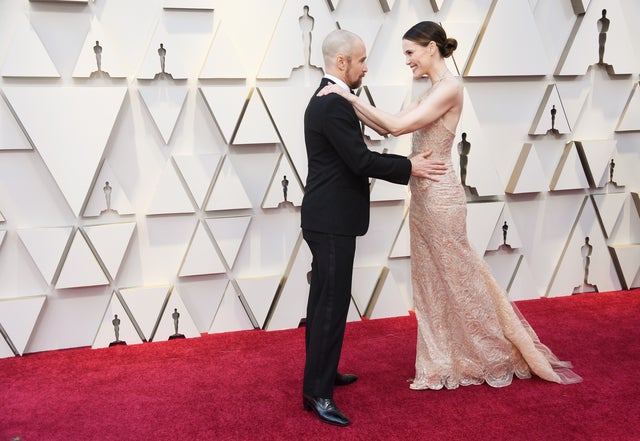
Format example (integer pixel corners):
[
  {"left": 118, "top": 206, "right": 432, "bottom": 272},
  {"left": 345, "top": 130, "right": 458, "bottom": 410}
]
[{"left": 344, "top": 40, "right": 368, "bottom": 89}]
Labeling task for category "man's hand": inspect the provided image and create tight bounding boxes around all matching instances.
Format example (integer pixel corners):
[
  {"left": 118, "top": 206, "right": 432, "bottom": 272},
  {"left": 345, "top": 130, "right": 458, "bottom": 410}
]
[{"left": 409, "top": 151, "right": 447, "bottom": 181}]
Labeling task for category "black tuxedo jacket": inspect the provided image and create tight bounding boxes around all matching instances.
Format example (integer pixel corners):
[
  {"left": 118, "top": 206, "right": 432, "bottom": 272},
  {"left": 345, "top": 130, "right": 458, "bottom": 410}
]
[{"left": 301, "top": 78, "right": 412, "bottom": 236}]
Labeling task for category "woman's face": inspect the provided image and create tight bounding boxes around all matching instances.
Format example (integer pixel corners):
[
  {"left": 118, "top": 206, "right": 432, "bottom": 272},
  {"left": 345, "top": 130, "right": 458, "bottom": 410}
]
[{"left": 402, "top": 39, "right": 433, "bottom": 78}]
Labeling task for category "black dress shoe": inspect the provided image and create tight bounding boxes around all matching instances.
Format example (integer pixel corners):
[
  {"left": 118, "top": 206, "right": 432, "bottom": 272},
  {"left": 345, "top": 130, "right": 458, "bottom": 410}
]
[
  {"left": 334, "top": 372, "right": 358, "bottom": 386},
  {"left": 302, "top": 395, "right": 350, "bottom": 426}
]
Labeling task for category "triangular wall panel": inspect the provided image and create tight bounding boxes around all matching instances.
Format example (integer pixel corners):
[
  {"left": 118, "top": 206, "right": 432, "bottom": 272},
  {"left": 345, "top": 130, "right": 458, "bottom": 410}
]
[
  {"left": 529, "top": 84, "right": 573, "bottom": 135},
  {"left": 0, "top": 296, "right": 46, "bottom": 355},
  {"left": 368, "top": 270, "right": 410, "bottom": 319},
  {"left": 441, "top": 21, "right": 483, "bottom": 75},
  {"left": 204, "top": 216, "right": 251, "bottom": 269},
  {"left": 351, "top": 266, "right": 383, "bottom": 316},
  {"left": 505, "top": 254, "right": 540, "bottom": 301},
  {"left": 173, "top": 153, "right": 222, "bottom": 209},
  {"left": 232, "top": 89, "right": 280, "bottom": 145},
  {"left": 465, "top": 0, "right": 550, "bottom": 76},
  {"left": 608, "top": 193, "right": 640, "bottom": 244},
  {"left": 556, "top": 0, "right": 638, "bottom": 75},
  {"left": 136, "top": 11, "right": 215, "bottom": 79},
  {"left": 546, "top": 197, "right": 621, "bottom": 296},
  {"left": 4, "top": 86, "right": 127, "bottom": 216},
  {"left": 580, "top": 140, "right": 617, "bottom": 188},
  {"left": 571, "top": 0, "right": 592, "bottom": 14},
  {"left": 616, "top": 82, "right": 640, "bottom": 132},
  {"left": 266, "top": 239, "right": 310, "bottom": 331},
  {"left": 178, "top": 278, "right": 228, "bottom": 333},
  {"left": 92, "top": 293, "right": 144, "bottom": 349},
  {"left": 199, "top": 21, "right": 246, "bottom": 79},
  {"left": 152, "top": 288, "right": 200, "bottom": 341},
  {"left": 486, "top": 205, "right": 524, "bottom": 250},
  {"left": 389, "top": 213, "right": 410, "bottom": 258},
  {"left": 147, "top": 160, "right": 196, "bottom": 215},
  {"left": 18, "top": 227, "right": 73, "bottom": 285},
  {"left": 506, "top": 143, "right": 549, "bottom": 194},
  {"left": 261, "top": 155, "right": 304, "bottom": 208},
  {"left": 483, "top": 249, "right": 523, "bottom": 294},
  {"left": 199, "top": 86, "right": 249, "bottom": 144},
  {"left": 355, "top": 204, "right": 405, "bottom": 267},
  {"left": 120, "top": 286, "right": 170, "bottom": 341},
  {"left": 1, "top": 14, "right": 60, "bottom": 78},
  {"left": 430, "top": 0, "right": 445, "bottom": 12},
  {"left": 0, "top": 338, "right": 15, "bottom": 359},
  {"left": 72, "top": 17, "right": 128, "bottom": 78},
  {"left": 592, "top": 193, "right": 628, "bottom": 239},
  {"left": 179, "top": 221, "right": 227, "bottom": 277},
  {"left": 0, "top": 94, "right": 31, "bottom": 150},
  {"left": 466, "top": 201, "right": 505, "bottom": 256},
  {"left": 83, "top": 222, "right": 136, "bottom": 280},
  {"left": 138, "top": 84, "right": 188, "bottom": 144},
  {"left": 609, "top": 244, "right": 640, "bottom": 290},
  {"left": 204, "top": 157, "right": 252, "bottom": 211},
  {"left": 56, "top": 230, "right": 109, "bottom": 289},
  {"left": 259, "top": 86, "right": 316, "bottom": 183},
  {"left": 549, "top": 142, "right": 591, "bottom": 191},
  {"left": 83, "top": 161, "right": 135, "bottom": 217},
  {"left": 257, "top": 0, "right": 335, "bottom": 79},
  {"left": 236, "top": 275, "right": 281, "bottom": 329},
  {"left": 555, "top": 80, "right": 591, "bottom": 133},
  {"left": 454, "top": 88, "right": 504, "bottom": 196},
  {"left": 208, "top": 282, "right": 254, "bottom": 333}
]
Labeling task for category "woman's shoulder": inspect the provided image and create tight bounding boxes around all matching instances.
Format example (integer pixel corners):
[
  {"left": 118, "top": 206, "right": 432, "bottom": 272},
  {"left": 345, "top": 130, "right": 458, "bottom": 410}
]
[
  {"left": 418, "top": 76, "right": 462, "bottom": 103},
  {"left": 440, "top": 76, "right": 464, "bottom": 102},
  {"left": 443, "top": 75, "right": 463, "bottom": 90}
]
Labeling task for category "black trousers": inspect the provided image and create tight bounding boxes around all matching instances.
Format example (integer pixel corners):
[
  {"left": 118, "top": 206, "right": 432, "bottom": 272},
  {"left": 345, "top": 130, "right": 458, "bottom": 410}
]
[{"left": 302, "top": 229, "right": 356, "bottom": 398}]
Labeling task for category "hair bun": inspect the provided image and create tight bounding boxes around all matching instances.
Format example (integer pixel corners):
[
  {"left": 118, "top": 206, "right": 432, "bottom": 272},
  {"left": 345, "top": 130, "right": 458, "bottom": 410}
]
[{"left": 443, "top": 38, "right": 458, "bottom": 58}]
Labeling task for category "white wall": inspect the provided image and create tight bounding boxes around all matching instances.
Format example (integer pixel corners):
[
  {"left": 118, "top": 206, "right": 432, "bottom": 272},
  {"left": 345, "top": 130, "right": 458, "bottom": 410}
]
[{"left": 0, "top": 0, "right": 638, "bottom": 356}]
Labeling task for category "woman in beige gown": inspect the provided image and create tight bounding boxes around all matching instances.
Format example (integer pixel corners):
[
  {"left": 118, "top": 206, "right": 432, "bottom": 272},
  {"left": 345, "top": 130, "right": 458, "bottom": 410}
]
[{"left": 319, "top": 21, "right": 581, "bottom": 389}]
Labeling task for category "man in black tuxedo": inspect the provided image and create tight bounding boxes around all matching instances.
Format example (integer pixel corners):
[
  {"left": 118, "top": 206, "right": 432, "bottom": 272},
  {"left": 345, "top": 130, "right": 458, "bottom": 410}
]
[{"left": 301, "top": 29, "right": 446, "bottom": 427}]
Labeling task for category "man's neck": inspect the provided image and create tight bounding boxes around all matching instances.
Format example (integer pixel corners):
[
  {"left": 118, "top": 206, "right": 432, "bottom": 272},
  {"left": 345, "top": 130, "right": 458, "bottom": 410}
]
[{"left": 324, "top": 74, "right": 350, "bottom": 92}]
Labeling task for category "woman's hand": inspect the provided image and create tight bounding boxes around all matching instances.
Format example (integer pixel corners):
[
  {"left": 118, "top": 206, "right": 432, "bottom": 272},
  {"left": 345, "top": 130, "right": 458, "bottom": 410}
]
[{"left": 317, "top": 83, "right": 353, "bottom": 102}]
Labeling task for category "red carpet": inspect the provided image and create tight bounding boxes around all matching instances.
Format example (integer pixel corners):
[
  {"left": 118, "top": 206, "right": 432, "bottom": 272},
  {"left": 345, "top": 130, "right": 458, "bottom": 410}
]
[{"left": 1, "top": 289, "right": 639, "bottom": 441}]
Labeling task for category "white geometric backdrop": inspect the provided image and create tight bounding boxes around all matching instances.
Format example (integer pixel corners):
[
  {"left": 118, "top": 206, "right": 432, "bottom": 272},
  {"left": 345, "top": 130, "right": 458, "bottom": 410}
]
[{"left": 0, "top": 0, "right": 638, "bottom": 357}]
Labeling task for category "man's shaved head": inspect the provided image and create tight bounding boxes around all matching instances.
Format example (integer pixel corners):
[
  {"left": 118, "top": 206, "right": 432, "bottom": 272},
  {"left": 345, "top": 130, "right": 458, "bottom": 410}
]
[
  {"left": 322, "top": 29, "right": 362, "bottom": 69},
  {"left": 321, "top": 29, "right": 368, "bottom": 89}
]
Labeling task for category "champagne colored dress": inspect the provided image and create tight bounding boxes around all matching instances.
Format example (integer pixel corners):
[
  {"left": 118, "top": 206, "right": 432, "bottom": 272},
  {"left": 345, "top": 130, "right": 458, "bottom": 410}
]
[{"left": 408, "top": 85, "right": 581, "bottom": 390}]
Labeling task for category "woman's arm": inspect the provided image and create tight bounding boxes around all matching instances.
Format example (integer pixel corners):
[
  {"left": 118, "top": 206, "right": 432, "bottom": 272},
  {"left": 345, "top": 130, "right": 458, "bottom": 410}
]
[
  {"left": 356, "top": 93, "right": 423, "bottom": 136},
  {"left": 319, "top": 80, "right": 461, "bottom": 136},
  {"left": 354, "top": 107, "right": 389, "bottom": 136}
]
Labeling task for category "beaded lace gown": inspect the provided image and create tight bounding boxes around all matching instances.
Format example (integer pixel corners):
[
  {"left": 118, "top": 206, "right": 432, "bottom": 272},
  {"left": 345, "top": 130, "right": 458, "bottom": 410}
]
[{"left": 408, "top": 87, "right": 581, "bottom": 390}]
